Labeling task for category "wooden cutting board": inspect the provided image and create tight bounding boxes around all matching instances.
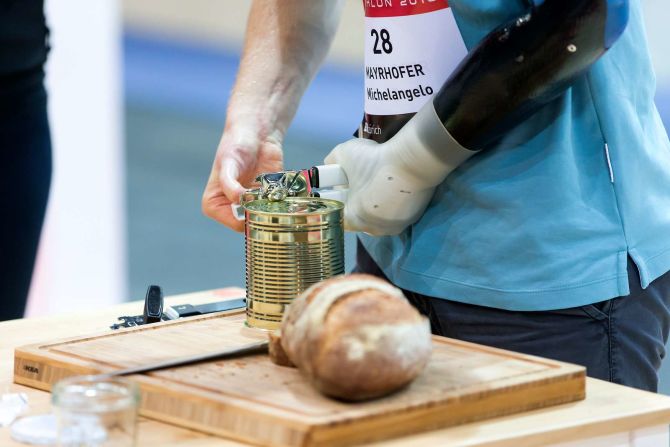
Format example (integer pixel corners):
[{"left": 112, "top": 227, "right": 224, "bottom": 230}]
[{"left": 14, "top": 309, "right": 585, "bottom": 447}]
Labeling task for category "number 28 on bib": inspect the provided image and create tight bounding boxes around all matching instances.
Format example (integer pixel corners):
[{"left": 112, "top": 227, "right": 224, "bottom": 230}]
[{"left": 361, "top": 0, "right": 467, "bottom": 142}]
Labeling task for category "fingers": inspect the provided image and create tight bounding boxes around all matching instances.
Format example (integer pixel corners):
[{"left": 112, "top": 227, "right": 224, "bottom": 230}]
[
  {"left": 324, "top": 137, "right": 379, "bottom": 170},
  {"left": 203, "top": 133, "right": 285, "bottom": 231},
  {"left": 202, "top": 162, "right": 245, "bottom": 232},
  {"left": 218, "top": 158, "right": 247, "bottom": 205},
  {"left": 209, "top": 204, "right": 245, "bottom": 233},
  {"left": 343, "top": 201, "right": 404, "bottom": 236}
]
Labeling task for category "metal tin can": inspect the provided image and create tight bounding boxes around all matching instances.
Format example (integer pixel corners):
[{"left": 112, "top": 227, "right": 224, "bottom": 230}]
[{"left": 243, "top": 197, "right": 344, "bottom": 330}]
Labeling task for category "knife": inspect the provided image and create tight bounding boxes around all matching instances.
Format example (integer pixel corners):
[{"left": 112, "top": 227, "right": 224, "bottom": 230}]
[{"left": 97, "top": 341, "right": 269, "bottom": 378}]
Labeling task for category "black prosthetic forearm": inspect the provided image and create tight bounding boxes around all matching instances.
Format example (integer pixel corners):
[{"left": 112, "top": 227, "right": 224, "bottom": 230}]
[{"left": 434, "top": 0, "right": 629, "bottom": 149}]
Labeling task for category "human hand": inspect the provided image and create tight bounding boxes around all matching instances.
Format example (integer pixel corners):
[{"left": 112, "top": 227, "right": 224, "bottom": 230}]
[
  {"left": 202, "top": 130, "right": 283, "bottom": 232},
  {"left": 200, "top": 0, "right": 345, "bottom": 231}
]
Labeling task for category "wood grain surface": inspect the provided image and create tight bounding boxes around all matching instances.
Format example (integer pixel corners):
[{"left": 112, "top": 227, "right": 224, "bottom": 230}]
[
  {"left": 3, "top": 289, "right": 670, "bottom": 446},
  {"left": 14, "top": 308, "right": 585, "bottom": 447}
]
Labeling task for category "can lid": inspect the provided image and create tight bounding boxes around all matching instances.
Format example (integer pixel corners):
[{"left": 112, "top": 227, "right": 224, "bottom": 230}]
[
  {"left": 242, "top": 197, "right": 343, "bottom": 227},
  {"left": 242, "top": 197, "right": 343, "bottom": 215}
]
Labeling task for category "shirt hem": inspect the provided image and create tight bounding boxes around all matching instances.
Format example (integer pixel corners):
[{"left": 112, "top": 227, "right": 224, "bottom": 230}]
[
  {"left": 360, "top": 237, "right": 631, "bottom": 311},
  {"left": 630, "top": 245, "right": 670, "bottom": 289},
  {"left": 392, "top": 267, "right": 628, "bottom": 311}
]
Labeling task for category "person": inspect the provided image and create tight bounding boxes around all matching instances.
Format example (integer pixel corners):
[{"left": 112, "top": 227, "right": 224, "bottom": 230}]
[
  {"left": 0, "top": 1, "right": 51, "bottom": 321},
  {"left": 203, "top": 0, "right": 670, "bottom": 391}
]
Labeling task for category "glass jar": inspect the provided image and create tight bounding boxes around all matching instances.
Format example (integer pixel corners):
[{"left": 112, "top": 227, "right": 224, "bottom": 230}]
[{"left": 52, "top": 375, "right": 139, "bottom": 447}]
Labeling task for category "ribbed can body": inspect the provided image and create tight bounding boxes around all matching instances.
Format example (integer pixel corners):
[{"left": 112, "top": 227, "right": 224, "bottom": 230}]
[{"left": 243, "top": 198, "right": 344, "bottom": 330}]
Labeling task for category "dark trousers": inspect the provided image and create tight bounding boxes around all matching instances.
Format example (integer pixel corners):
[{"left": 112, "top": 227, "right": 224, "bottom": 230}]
[
  {"left": 0, "top": 69, "right": 51, "bottom": 321},
  {"left": 355, "top": 240, "right": 670, "bottom": 392}
]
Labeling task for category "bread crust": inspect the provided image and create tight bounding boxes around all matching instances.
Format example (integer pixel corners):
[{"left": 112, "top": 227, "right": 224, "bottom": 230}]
[
  {"left": 268, "top": 330, "right": 295, "bottom": 367},
  {"left": 281, "top": 274, "right": 432, "bottom": 401}
]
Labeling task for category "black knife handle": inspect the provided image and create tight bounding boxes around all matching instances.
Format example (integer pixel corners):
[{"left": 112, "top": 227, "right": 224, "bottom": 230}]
[{"left": 143, "top": 285, "right": 164, "bottom": 324}]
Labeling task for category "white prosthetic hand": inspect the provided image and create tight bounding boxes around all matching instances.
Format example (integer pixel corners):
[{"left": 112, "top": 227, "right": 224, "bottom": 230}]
[{"left": 324, "top": 101, "right": 476, "bottom": 236}]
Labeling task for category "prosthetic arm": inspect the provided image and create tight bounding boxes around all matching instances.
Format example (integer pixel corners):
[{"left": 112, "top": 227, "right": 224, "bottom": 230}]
[{"left": 325, "top": 0, "right": 630, "bottom": 235}]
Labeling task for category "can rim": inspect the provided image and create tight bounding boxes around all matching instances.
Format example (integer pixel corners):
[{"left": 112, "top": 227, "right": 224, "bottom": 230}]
[{"left": 242, "top": 197, "right": 344, "bottom": 216}]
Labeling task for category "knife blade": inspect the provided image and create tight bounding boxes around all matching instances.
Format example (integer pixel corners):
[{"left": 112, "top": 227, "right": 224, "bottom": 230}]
[{"left": 98, "top": 340, "right": 269, "bottom": 377}]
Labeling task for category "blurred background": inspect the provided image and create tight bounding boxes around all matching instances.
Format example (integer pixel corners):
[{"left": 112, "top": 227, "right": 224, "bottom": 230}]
[
  {"left": 27, "top": 0, "right": 366, "bottom": 318},
  {"left": 25, "top": 0, "right": 670, "bottom": 383}
]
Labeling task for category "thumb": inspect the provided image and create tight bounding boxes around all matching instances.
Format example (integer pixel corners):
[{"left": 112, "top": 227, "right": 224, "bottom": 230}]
[
  {"left": 324, "top": 144, "right": 343, "bottom": 165},
  {"left": 219, "top": 158, "right": 246, "bottom": 203},
  {"left": 325, "top": 138, "right": 379, "bottom": 166}
]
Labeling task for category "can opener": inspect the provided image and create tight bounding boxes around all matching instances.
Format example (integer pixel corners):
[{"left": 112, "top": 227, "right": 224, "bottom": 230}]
[{"left": 231, "top": 164, "right": 348, "bottom": 220}]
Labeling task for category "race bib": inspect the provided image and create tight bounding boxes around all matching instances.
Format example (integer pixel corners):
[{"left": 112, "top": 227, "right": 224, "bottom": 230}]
[{"left": 360, "top": 0, "right": 468, "bottom": 142}]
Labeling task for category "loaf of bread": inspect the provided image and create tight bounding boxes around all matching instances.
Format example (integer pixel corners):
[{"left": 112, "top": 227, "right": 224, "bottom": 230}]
[
  {"left": 268, "top": 330, "right": 294, "bottom": 367},
  {"left": 280, "top": 274, "right": 432, "bottom": 401}
]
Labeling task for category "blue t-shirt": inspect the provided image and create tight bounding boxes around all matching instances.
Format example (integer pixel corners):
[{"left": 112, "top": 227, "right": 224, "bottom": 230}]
[{"left": 360, "top": 0, "right": 670, "bottom": 311}]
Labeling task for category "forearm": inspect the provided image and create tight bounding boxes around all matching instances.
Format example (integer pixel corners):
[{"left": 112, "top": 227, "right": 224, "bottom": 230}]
[
  {"left": 434, "top": 0, "right": 629, "bottom": 149},
  {"left": 225, "top": 0, "right": 344, "bottom": 144}
]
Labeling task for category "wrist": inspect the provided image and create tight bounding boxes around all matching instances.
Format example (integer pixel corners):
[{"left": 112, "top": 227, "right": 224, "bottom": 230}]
[
  {"left": 225, "top": 80, "right": 301, "bottom": 146},
  {"left": 391, "top": 101, "right": 476, "bottom": 186},
  {"left": 221, "top": 119, "right": 262, "bottom": 150},
  {"left": 223, "top": 105, "right": 286, "bottom": 151}
]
